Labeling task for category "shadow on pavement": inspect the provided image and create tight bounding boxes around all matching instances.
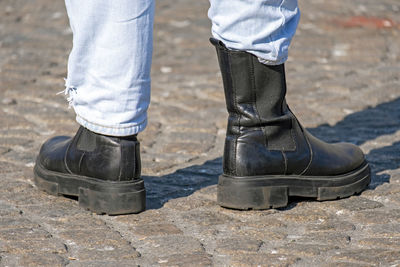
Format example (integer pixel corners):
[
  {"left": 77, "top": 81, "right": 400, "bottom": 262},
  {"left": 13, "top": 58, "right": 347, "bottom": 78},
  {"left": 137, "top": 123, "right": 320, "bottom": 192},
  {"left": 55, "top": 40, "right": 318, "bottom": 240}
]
[
  {"left": 145, "top": 97, "right": 400, "bottom": 209},
  {"left": 143, "top": 158, "right": 222, "bottom": 209},
  {"left": 308, "top": 96, "right": 400, "bottom": 189}
]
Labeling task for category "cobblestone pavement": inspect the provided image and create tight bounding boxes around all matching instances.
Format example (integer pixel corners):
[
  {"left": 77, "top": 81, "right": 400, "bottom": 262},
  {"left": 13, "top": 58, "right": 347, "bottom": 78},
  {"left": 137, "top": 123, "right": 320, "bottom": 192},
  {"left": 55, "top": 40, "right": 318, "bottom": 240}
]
[{"left": 1, "top": 0, "right": 400, "bottom": 266}]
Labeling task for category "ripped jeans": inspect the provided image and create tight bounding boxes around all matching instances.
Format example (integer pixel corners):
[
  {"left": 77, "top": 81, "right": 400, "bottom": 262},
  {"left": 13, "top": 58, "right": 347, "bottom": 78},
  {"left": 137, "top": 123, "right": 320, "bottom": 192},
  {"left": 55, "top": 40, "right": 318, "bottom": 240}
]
[{"left": 64, "top": 0, "right": 300, "bottom": 136}]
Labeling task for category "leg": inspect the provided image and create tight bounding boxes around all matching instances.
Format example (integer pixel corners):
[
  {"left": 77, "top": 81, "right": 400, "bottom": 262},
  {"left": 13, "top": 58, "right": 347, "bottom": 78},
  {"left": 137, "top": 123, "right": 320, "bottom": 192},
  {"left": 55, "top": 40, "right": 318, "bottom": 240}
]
[
  {"left": 208, "top": 0, "right": 300, "bottom": 65},
  {"left": 65, "top": 0, "right": 154, "bottom": 136},
  {"left": 209, "top": 0, "right": 370, "bottom": 209},
  {"left": 34, "top": 0, "right": 155, "bottom": 215}
]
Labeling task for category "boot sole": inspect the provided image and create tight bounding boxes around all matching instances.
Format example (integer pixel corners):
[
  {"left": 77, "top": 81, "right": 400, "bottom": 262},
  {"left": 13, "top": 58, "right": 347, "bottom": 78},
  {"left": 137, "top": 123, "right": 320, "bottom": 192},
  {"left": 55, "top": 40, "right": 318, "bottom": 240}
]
[
  {"left": 218, "top": 161, "right": 371, "bottom": 210},
  {"left": 33, "top": 162, "right": 145, "bottom": 215}
]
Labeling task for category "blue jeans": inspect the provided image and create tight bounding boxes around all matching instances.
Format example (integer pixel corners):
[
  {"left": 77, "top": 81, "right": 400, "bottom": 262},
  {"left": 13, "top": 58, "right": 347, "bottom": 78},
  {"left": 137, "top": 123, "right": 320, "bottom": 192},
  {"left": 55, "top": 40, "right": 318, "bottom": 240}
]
[{"left": 64, "top": 0, "right": 300, "bottom": 136}]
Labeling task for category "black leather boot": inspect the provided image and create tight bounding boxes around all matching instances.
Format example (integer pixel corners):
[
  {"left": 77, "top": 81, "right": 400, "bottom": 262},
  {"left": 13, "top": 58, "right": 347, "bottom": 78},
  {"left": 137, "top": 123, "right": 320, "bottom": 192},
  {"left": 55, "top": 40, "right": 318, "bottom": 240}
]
[
  {"left": 34, "top": 126, "right": 145, "bottom": 215},
  {"left": 211, "top": 38, "right": 371, "bottom": 210}
]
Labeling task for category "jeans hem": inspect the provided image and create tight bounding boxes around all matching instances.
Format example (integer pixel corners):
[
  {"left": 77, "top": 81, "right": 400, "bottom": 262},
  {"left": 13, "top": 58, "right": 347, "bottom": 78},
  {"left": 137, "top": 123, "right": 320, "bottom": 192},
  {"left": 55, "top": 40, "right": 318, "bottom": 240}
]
[
  {"left": 76, "top": 115, "right": 147, "bottom": 136},
  {"left": 257, "top": 56, "right": 288, "bottom": 66}
]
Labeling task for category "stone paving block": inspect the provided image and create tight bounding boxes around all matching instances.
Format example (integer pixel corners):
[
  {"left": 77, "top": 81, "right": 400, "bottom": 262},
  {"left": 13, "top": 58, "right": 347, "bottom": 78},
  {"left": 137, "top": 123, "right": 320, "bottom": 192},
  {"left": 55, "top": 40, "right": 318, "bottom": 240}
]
[
  {"left": 114, "top": 209, "right": 167, "bottom": 226},
  {"left": 331, "top": 249, "right": 400, "bottom": 265},
  {"left": 228, "top": 253, "right": 302, "bottom": 267},
  {"left": 154, "top": 252, "right": 212, "bottom": 267},
  {"left": 137, "top": 235, "right": 205, "bottom": 257},
  {"left": 364, "top": 223, "right": 400, "bottom": 238},
  {"left": 0, "top": 205, "right": 23, "bottom": 218},
  {"left": 42, "top": 214, "right": 107, "bottom": 231},
  {"left": 180, "top": 209, "right": 238, "bottom": 227},
  {"left": 0, "top": 239, "right": 67, "bottom": 255},
  {"left": 289, "top": 232, "right": 352, "bottom": 247},
  {"left": 281, "top": 210, "right": 332, "bottom": 223},
  {"left": 363, "top": 182, "right": 400, "bottom": 197},
  {"left": 58, "top": 229, "right": 134, "bottom": 249},
  {"left": 164, "top": 131, "right": 215, "bottom": 145},
  {"left": 0, "top": 111, "right": 35, "bottom": 129},
  {"left": 0, "top": 227, "right": 51, "bottom": 241},
  {"left": 352, "top": 209, "right": 400, "bottom": 224},
  {"left": 5, "top": 101, "right": 71, "bottom": 125},
  {"left": 272, "top": 243, "right": 340, "bottom": 257},
  {"left": 189, "top": 184, "right": 218, "bottom": 200},
  {"left": 323, "top": 196, "right": 384, "bottom": 211},
  {"left": 0, "top": 146, "right": 10, "bottom": 155},
  {"left": 72, "top": 248, "right": 140, "bottom": 262},
  {"left": 163, "top": 195, "right": 215, "bottom": 211},
  {"left": 323, "top": 262, "right": 373, "bottom": 267},
  {"left": 0, "top": 217, "right": 39, "bottom": 230},
  {"left": 67, "top": 260, "right": 139, "bottom": 267},
  {"left": 357, "top": 238, "right": 400, "bottom": 250},
  {"left": 0, "top": 179, "right": 35, "bottom": 198},
  {"left": 130, "top": 223, "right": 183, "bottom": 238},
  {"left": 142, "top": 160, "right": 180, "bottom": 175},
  {"left": 162, "top": 142, "right": 212, "bottom": 156},
  {"left": 0, "top": 161, "right": 19, "bottom": 174},
  {"left": 231, "top": 213, "right": 286, "bottom": 227},
  {"left": 11, "top": 192, "right": 78, "bottom": 210},
  {"left": 304, "top": 220, "right": 356, "bottom": 232},
  {"left": 215, "top": 237, "right": 263, "bottom": 255},
  {"left": 0, "top": 253, "right": 69, "bottom": 267},
  {"left": 0, "top": 136, "right": 33, "bottom": 147},
  {"left": 227, "top": 225, "right": 288, "bottom": 242},
  {"left": 385, "top": 192, "right": 400, "bottom": 206},
  {"left": 2, "top": 148, "right": 37, "bottom": 166}
]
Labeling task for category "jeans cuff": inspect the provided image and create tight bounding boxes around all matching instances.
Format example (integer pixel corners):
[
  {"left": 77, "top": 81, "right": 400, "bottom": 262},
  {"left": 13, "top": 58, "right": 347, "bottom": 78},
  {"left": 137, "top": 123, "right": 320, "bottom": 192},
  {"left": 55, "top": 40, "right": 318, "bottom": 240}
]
[
  {"left": 257, "top": 56, "right": 287, "bottom": 66},
  {"left": 76, "top": 114, "right": 147, "bottom": 136}
]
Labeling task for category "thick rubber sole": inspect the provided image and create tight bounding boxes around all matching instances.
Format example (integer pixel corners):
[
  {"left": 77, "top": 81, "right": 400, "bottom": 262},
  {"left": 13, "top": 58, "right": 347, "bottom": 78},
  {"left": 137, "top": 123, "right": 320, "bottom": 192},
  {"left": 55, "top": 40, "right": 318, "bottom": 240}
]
[
  {"left": 33, "top": 162, "right": 145, "bottom": 215},
  {"left": 218, "top": 162, "right": 371, "bottom": 210}
]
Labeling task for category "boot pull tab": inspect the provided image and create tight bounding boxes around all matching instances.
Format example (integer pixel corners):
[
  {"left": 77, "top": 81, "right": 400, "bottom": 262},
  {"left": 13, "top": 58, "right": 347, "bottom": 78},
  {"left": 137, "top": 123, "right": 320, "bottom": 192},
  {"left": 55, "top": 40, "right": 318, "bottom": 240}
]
[{"left": 209, "top": 37, "right": 227, "bottom": 49}]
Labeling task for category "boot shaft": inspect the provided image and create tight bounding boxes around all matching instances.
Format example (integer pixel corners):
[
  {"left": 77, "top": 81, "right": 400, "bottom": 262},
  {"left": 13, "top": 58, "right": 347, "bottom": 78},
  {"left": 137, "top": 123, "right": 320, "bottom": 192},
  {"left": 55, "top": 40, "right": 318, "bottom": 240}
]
[
  {"left": 212, "top": 38, "right": 286, "bottom": 121},
  {"left": 211, "top": 38, "right": 296, "bottom": 152}
]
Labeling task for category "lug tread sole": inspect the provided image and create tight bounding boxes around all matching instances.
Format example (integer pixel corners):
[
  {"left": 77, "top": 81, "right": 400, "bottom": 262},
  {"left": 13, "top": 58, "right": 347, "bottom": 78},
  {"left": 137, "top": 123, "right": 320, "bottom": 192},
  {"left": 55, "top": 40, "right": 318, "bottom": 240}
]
[
  {"left": 218, "top": 162, "right": 371, "bottom": 210},
  {"left": 33, "top": 162, "right": 145, "bottom": 215}
]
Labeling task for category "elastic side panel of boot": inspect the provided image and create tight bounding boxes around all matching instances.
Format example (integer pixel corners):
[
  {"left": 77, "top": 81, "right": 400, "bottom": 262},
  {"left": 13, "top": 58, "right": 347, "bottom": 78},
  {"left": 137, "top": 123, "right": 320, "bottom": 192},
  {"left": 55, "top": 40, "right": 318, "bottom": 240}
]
[{"left": 252, "top": 61, "right": 296, "bottom": 151}]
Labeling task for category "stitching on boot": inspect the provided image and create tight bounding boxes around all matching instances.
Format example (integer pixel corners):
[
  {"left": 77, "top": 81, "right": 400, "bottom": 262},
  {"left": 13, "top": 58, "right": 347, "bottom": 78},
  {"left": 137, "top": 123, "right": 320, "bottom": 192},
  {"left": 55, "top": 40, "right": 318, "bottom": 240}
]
[
  {"left": 64, "top": 127, "right": 84, "bottom": 175},
  {"left": 300, "top": 132, "right": 313, "bottom": 176},
  {"left": 64, "top": 139, "right": 74, "bottom": 175},
  {"left": 282, "top": 151, "right": 288, "bottom": 175},
  {"left": 78, "top": 153, "right": 85, "bottom": 174}
]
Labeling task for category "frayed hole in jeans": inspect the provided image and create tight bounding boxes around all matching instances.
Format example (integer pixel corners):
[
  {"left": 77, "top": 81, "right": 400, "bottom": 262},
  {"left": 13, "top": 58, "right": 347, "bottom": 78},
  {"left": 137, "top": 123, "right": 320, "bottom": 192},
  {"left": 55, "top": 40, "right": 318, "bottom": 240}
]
[{"left": 57, "top": 78, "right": 77, "bottom": 108}]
